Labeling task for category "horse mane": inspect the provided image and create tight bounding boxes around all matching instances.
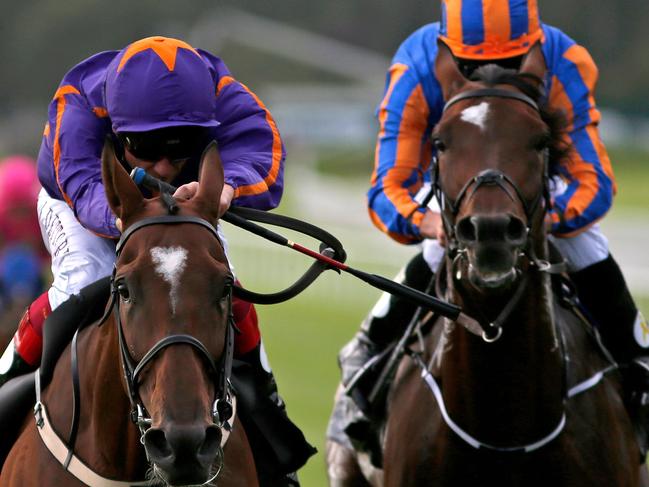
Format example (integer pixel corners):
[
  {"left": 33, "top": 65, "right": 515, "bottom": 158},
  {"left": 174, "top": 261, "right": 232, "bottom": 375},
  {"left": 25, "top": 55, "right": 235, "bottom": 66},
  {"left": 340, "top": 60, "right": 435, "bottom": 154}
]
[{"left": 470, "top": 64, "right": 571, "bottom": 175}]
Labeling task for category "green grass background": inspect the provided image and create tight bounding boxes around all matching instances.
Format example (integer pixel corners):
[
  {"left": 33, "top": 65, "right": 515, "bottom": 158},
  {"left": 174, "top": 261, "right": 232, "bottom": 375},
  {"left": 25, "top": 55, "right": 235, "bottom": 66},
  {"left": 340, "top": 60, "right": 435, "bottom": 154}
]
[{"left": 231, "top": 147, "right": 649, "bottom": 486}]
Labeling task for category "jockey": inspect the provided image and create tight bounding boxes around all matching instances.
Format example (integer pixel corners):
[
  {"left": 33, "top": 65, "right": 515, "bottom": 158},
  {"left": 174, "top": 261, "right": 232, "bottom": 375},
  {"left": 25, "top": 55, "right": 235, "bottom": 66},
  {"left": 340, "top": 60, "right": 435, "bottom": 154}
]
[
  {"left": 0, "top": 36, "right": 300, "bottom": 485},
  {"left": 330, "top": 0, "right": 648, "bottom": 451}
]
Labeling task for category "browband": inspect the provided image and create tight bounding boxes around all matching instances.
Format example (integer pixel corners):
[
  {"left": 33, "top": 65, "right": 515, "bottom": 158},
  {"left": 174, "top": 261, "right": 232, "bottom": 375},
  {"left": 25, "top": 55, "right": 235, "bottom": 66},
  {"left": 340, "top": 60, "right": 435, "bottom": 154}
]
[{"left": 443, "top": 88, "right": 539, "bottom": 113}]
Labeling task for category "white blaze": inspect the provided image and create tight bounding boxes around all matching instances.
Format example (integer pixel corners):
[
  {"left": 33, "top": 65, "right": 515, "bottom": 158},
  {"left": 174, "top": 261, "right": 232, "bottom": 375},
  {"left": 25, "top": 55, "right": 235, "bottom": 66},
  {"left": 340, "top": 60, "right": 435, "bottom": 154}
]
[
  {"left": 461, "top": 101, "right": 490, "bottom": 131},
  {"left": 150, "top": 246, "right": 188, "bottom": 314}
]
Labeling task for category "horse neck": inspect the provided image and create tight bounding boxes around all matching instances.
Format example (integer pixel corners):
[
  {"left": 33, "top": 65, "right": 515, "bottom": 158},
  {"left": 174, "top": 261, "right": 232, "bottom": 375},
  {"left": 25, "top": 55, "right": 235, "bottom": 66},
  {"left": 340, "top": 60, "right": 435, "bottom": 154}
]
[
  {"left": 439, "top": 239, "right": 564, "bottom": 441},
  {"left": 46, "top": 317, "right": 148, "bottom": 479}
]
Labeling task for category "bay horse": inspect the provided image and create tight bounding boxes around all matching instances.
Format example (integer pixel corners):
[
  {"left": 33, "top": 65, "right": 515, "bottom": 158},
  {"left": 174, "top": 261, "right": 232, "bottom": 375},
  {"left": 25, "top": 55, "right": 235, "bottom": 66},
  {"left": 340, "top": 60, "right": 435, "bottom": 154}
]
[
  {"left": 329, "top": 43, "right": 647, "bottom": 487},
  {"left": 0, "top": 141, "right": 258, "bottom": 486}
]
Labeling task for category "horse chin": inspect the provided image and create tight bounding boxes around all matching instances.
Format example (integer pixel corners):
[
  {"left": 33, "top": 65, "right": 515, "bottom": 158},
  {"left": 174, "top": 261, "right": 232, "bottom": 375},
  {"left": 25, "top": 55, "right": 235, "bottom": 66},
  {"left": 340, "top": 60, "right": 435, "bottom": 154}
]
[
  {"left": 465, "top": 244, "right": 520, "bottom": 291},
  {"left": 147, "top": 460, "right": 221, "bottom": 487},
  {"left": 468, "top": 265, "right": 518, "bottom": 291}
]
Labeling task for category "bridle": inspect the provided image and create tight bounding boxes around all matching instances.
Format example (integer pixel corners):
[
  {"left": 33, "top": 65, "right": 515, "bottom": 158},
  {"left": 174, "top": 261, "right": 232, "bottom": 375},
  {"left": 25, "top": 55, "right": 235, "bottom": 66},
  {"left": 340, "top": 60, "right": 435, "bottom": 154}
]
[
  {"left": 103, "top": 215, "right": 235, "bottom": 441},
  {"left": 32, "top": 214, "right": 235, "bottom": 486},
  {"left": 430, "top": 87, "right": 560, "bottom": 341},
  {"left": 432, "top": 88, "right": 551, "bottom": 254}
]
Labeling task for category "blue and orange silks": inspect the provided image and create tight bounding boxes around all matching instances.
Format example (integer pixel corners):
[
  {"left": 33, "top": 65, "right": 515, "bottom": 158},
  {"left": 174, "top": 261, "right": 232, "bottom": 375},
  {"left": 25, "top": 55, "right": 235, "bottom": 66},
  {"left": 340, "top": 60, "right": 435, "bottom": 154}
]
[
  {"left": 38, "top": 37, "right": 285, "bottom": 238},
  {"left": 368, "top": 23, "right": 614, "bottom": 243}
]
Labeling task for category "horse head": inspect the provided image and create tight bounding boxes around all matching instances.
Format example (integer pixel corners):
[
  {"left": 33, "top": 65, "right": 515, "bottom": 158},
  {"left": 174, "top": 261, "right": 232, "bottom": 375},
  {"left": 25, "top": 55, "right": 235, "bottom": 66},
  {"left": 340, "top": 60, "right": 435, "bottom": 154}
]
[
  {"left": 433, "top": 41, "right": 566, "bottom": 294},
  {"left": 102, "top": 140, "right": 232, "bottom": 486}
]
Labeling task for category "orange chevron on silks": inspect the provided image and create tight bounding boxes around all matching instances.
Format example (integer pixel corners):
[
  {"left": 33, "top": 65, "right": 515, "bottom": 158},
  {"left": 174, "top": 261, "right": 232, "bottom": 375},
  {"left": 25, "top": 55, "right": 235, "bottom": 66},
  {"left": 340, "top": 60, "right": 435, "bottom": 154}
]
[
  {"left": 439, "top": 0, "right": 544, "bottom": 60},
  {"left": 117, "top": 36, "right": 201, "bottom": 72}
]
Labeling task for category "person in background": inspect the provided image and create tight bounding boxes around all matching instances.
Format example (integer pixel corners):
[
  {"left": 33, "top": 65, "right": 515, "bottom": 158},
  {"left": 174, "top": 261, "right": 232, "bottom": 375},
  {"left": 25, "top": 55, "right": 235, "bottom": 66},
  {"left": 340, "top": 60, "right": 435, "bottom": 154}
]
[
  {"left": 0, "top": 156, "right": 44, "bottom": 254},
  {"left": 0, "top": 156, "right": 48, "bottom": 346}
]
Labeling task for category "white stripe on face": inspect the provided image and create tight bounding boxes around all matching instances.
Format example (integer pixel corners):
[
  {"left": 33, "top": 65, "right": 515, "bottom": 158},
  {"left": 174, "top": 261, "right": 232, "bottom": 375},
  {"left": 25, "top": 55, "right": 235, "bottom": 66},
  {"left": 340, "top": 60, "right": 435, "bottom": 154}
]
[
  {"left": 150, "top": 246, "right": 188, "bottom": 315},
  {"left": 461, "top": 101, "right": 490, "bottom": 131}
]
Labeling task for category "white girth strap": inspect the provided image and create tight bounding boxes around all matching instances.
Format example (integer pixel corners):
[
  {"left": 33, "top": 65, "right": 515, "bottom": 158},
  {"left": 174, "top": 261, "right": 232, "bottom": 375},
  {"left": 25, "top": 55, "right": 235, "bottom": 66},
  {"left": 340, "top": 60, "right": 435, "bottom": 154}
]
[{"left": 33, "top": 371, "right": 236, "bottom": 487}]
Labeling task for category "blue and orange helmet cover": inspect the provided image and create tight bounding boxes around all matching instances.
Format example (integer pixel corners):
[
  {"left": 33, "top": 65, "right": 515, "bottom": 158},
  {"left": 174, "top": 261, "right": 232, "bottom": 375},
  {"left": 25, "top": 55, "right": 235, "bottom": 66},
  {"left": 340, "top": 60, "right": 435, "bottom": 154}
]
[
  {"left": 105, "top": 36, "right": 221, "bottom": 133},
  {"left": 439, "top": 0, "right": 544, "bottom": 60}
]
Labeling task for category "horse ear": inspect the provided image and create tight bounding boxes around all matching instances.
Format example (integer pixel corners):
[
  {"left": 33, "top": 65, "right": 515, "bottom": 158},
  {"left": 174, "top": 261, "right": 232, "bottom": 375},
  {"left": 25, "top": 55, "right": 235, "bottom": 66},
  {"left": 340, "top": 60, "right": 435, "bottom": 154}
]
[
  {"left": 519, "top": 43, "right": 547, "bottom": 90},
  {"left": 435, "top": 39, "right": 467, "bottom": 100},
  {"left": 101, "top": 136, "right": 144, "bottom": 222},
  {"left": 192, "top": 141, "right": 225, "bottom": 221}
]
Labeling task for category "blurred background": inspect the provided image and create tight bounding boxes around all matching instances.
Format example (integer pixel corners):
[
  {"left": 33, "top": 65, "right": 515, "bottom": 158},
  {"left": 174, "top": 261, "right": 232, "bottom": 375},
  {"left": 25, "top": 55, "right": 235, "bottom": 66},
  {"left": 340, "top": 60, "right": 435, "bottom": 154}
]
[{"left": 1, "top": 1, "right": 648, "bottom": 484}]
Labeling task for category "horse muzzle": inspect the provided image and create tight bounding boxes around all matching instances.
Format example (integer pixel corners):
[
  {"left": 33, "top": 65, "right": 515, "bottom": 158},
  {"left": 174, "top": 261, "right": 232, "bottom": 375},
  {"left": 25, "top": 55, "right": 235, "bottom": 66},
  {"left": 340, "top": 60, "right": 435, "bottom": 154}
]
[
  {"left": 455, "top": 214, "right": 527, "bottom": 289},
  {"left": 143, "top": 423, "right": 222, "bottom": 486}
]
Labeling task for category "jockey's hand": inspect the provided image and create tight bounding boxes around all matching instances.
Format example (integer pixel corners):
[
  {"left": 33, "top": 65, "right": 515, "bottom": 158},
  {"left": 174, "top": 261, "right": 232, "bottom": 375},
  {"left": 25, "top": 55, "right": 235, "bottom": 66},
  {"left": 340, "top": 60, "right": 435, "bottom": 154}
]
[
  {"left": 173, "top": 182, "right": 199, "bottom": 200},
  {"left": 115, "top": 218, "right": 123, "bottom": 233},
  {"left": 219, "top": 184, "right": 235, "bottom": 217},
  {"left": 173, "top": 182, "right": 235, "bottom": 218},
  {"left": 420, "top": 210, "right": 446, "bottom": 246}
]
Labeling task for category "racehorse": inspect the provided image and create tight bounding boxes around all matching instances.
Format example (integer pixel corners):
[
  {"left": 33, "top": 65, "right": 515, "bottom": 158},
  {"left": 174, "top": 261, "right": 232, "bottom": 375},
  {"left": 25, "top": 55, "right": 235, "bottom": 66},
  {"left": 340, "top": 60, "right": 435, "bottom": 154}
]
[
  {"left": 328, "top": 43, "right": 647, "bottom": 487},
  {"left": 0, "top": 141, "right": 258, "bottom": 486}
]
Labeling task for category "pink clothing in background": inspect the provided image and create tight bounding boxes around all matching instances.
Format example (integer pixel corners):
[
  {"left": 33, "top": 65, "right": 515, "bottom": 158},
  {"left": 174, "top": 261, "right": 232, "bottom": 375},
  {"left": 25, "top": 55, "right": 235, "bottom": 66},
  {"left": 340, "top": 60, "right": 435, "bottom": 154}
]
[{"left": 0, "top": 156, "right": 42, "bottom": 248}]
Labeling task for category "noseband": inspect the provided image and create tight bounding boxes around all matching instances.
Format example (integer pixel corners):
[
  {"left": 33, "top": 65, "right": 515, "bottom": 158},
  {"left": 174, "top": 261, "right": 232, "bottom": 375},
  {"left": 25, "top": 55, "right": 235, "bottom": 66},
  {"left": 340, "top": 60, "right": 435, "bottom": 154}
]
[{"left": 106, "top": 215, "right": 235, "bottom": 439}]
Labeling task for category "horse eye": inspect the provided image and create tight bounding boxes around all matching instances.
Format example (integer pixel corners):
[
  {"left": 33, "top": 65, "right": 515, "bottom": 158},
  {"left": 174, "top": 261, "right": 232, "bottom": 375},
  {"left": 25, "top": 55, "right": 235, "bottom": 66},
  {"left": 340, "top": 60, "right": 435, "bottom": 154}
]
[
  {"left": 433, "top": 138, "right": 447, "bottom": 152},
  {"left": 116, "top": 281, "right": 131, "bottom": 302},
  {"left": 219, "top": 276, "right": 234, "bottom": 301},
  {"left": 223, "top": 283, "right": 233, "bottom": 300},
  {"left": 219, "top": 285, "right": 228, "bottom": 300},
  {"left": 534, "top": 135, "right": 551, "bottom": 152}
]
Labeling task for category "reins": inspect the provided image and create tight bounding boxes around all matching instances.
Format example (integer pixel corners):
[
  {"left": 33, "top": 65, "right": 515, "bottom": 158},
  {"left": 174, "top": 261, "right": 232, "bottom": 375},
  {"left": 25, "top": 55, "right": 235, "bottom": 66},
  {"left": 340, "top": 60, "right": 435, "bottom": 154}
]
[{"left": 130, "top": 168, "right": 473, "bottom": 323}]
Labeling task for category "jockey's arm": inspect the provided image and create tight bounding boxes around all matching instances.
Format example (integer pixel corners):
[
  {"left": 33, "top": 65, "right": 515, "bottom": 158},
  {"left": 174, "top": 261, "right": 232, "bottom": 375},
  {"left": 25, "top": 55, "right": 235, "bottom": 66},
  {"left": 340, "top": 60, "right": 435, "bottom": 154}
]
[
  {"left": 546, "top": 43, "right": 615, "bottom": 237},
  {"left": 39, "top": 87, "right": 119, "bottom": 239},
  {"left": 202, "top": 52, "right": 285, "bottom": 212},
  {"left": 367, "top": 63, "right": 438, "bottom": 245}
]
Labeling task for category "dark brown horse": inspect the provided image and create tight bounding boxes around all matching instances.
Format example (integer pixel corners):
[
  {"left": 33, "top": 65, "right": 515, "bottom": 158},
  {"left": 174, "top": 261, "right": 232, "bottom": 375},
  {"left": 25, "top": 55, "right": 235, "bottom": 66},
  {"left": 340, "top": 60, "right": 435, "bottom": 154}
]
[
  {"left": 0, "top": 142, "right": 258, "bottom": 486},
  {"left": 329, "top": 43, "right": 647, "bottom": 487}
]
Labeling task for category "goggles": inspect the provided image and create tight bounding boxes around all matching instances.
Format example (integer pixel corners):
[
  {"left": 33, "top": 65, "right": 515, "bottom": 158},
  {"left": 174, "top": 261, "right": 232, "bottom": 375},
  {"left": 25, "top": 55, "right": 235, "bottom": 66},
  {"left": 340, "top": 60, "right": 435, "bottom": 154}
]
[{"left": 117, "top": 126, "right": 209, "bottom": 163}]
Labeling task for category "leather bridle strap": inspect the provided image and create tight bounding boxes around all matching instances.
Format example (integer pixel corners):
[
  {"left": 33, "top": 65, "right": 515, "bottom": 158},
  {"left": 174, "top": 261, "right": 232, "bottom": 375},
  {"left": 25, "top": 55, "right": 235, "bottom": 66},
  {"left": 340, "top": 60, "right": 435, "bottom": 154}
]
[
  {"left": 116, "top": 215, "right": 221, "bottom": 256},
  {"left": 443, "top": 88, "right": 539, "bottom": 113},
  {"left": 32, "top": 214, "right": 235, "bottom": 486},
  {"left": 431, "top": 86, "right": 553, "bottom": 341},
  {"left": 133, "top": 335, "right": 218, "bottom": 389},
  {"left": 110, "top": 215, "right": 235, "bottom": 431},
  {"left": 440, "top": 167, "right": 546, "bottom": 225}
]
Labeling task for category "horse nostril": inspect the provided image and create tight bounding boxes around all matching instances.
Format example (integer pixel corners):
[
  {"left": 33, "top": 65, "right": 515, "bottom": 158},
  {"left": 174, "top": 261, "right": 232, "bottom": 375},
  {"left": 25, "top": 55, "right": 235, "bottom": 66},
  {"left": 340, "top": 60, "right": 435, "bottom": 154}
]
[
  {"left": 506, "top": 216, "right": 528, "bottom": 244},
  {"left": 456, "top": 216, "right": 477, "bottom": 243},
  {"left": 143, "top": 428, "right": 173, "bottom": 461},
  {"left": 199, "top": 425, "right": 222, "bottom": 458}
]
